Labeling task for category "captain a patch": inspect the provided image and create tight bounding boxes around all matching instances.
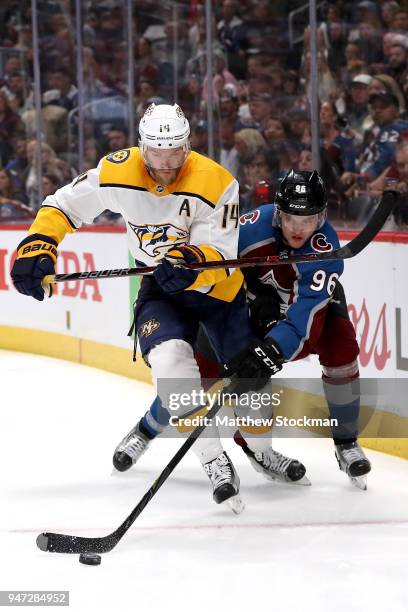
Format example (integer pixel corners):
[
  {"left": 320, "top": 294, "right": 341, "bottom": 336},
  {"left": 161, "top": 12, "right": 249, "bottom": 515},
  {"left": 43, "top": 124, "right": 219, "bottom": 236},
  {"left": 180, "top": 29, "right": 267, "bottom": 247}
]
[{"left": 106, "top": 149, "right": 130, "bottom": 164}]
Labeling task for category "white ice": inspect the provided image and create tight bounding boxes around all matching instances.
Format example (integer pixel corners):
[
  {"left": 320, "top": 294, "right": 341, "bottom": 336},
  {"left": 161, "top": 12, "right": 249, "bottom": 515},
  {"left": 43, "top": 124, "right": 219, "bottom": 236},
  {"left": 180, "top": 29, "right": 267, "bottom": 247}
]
[{"left": 1, "top": 349, "right": 407, "bottom": 612}]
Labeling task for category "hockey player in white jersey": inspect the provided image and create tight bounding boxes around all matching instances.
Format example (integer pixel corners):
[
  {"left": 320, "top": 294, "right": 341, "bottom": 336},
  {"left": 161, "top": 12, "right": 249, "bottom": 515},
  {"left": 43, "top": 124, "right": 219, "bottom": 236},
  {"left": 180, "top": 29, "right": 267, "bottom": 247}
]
[{"left": 10, "top": 103, "right": 306, "bottom": 511}]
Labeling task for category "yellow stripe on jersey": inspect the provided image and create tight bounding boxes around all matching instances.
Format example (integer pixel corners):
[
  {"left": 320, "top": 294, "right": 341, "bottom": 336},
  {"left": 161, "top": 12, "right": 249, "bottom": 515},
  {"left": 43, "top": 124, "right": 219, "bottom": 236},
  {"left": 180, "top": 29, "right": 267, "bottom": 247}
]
[
  {"left": 206, "top": 269, "right": 243, "bottom": 302},
  {"left": 186, "top": 245, "right": 229, "bottom": 289},
  {"left": 28, "top": 206, "right": 77, "bottom": 244},
  {"left": 99, "top": 148, "right": 234, "bottom": 206}
]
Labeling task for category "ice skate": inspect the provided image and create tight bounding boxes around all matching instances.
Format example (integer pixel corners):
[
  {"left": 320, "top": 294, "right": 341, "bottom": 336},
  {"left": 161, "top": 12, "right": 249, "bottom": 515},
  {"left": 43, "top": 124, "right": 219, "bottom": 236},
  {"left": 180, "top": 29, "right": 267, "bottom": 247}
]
[
  {"left": 203, "top": 452, "right": 244, "bottom": 514},
  {"left": 113, "top": 422, "right": 152, "bottom": 472},
  {"left": 335, "top": 441, "right": 371, "bottom": 490},
  {"left": 234, "top": 431, "right": 311, "bottom": 485}
]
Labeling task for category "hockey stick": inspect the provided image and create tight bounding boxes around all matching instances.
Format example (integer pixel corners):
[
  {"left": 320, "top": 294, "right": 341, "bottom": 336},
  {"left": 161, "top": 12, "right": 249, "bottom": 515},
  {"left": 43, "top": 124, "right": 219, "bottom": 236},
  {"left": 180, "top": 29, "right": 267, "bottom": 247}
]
[
  {"left": 41, "top": 190, "right": 396, "bottom": 289},
  {"left": 36, "top": 382, "right": 238, "bottom": 555}
]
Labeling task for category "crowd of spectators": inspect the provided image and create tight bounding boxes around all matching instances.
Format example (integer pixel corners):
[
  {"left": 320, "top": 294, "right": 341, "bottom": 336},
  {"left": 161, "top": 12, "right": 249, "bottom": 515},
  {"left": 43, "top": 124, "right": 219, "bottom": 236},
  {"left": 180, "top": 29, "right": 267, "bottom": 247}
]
[{"left": 0, "top": 0, "right": 408, "bottom": 229}]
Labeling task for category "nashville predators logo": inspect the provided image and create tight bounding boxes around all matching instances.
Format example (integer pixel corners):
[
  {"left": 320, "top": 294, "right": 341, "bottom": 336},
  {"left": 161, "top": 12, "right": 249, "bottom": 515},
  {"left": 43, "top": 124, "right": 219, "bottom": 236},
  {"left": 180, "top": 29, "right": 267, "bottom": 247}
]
[
  {"left": 140, "top": 319, "right": 160, "bottom": 337},
  {"left": 106, "top": 149, "right": 130, "bottom": 163},
  {"left": 128, "top": 222, "right": 189, "bottom": 258}
]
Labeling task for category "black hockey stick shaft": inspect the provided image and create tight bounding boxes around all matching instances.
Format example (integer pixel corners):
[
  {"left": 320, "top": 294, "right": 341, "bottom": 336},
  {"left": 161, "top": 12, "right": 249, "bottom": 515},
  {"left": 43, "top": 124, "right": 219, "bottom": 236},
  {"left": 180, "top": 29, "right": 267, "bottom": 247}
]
[
  {"left": 41, "top": 190, "right": 396, "bottom": 288},
  {"left": 36, "top": 385, "right": 235, "bottom": 555}
]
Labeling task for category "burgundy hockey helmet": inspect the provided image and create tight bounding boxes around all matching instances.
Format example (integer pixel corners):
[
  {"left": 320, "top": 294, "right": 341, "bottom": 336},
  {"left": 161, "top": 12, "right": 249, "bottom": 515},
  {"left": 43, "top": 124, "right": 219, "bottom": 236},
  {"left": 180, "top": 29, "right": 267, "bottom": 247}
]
[{"left": 275, "top": 169, "right": 327, "bottom": 215}]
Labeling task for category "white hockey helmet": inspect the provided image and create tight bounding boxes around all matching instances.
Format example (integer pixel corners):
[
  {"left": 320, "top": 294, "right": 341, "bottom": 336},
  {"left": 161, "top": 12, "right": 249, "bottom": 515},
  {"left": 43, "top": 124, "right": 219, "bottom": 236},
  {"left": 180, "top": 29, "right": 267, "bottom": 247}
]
[{"left": 139, "top": 103, "right": 190, "bottom": 150}]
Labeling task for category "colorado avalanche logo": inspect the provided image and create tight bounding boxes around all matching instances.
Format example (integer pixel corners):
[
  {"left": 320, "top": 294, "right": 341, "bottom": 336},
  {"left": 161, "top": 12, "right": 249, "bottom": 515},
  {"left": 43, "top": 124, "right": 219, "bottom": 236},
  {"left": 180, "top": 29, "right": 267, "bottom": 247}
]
[
  {"left": 128, "top": 222, "right": 189, "bottom": 257},
  {"left": 311, "top": 233, "right": 333, "bottom": 253}
]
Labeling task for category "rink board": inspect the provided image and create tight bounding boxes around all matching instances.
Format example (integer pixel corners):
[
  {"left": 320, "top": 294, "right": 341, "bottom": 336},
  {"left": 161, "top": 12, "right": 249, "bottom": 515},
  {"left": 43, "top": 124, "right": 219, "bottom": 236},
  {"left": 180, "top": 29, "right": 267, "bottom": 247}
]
[{"left": 1, "top": 225, "right": 407, "bottom": 459}]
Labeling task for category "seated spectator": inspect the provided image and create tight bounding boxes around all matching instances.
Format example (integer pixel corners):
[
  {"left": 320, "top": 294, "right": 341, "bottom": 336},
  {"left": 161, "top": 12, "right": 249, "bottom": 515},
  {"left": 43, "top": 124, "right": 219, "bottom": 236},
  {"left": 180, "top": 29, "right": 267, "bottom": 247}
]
[
  {"left": 135, "top": 36, "right": 159, "bottom": 85},
  {"left": 135, "top": 78, "right": 161, "bottom": 117},
  {"left": 263, "top": 117, "right": 286, "bottom": 149},
  {"left": 0, "top": 71, "right": 34, "bottom": 114},
  {"left": 380, "top": 32, "right": 408, "bottom": 73},
  {"left": 247, "top": 90, "right": 275, "bottom": 130},
  {"left": 42, "top": 173, "right": 60, "bottom": 198},
  {"left": 297, "top": 147, "right": 347, "bottom": 220},
  {"left": 83, "top": 138, "right": 100, "bottom": 171},
  {"left": 219, "top": 83, "right": 246, "bottom": 130},
  {"left": 368, "top": 73, "right": 406, "bottom": 115},
  {"left": 391, "top": 9, "right": 408, "bottom": 35},
  {"left": 0, "top": 168, "right": 33, "bottom": 222},
  {"left": 0, "top": 91, "right": 24, "bottom": 164},
  {"left": 280, "top": 70, "right": 309, "bottom": 116},
  {"left": 22, "top": 99, "right": 68, "bottom": 154},
  {"left": 368, "top": 140, "right": 408, "bottom": 226},
  {"left": 285, "top": 108, "right": 310, "bottom": 154},
  {"left": 240, "top": 147, "right": 277, "bottom": 213},
  {"left": 24, "top": 140, "right": 75, "bottom": 209},
  {"left": 190, "top": 120, "right": 209, "bottom": 156},
  {"left": 40, "top": 12, "right": 74, "bottom": 67},
  {"left": 381, "top": 2, "right": 400, "bottom": 30},
  {"left": 105, "top": 127, "right": 128, "bottom": 154},
  {"left": 6, "top": 136, "right": 28, "bottom": 188},
  {"left": 340, "top": 41, "right": 365, "bottom": 87},
  {"left": 320, "top": 101, "right": 357, "bottom": 175},
  {"left": 179, "top": 73, "right": 202, "bottom": 120},
  {"left": 219, "top": 118, "right": 239, "bottom": 176},
  {"left": 342, "top": 92, "right": 408, "bottom": 201},
  {"left": 233, "top": 127, "right": 266, "bottom": 163},
  {"left": 343, "top": 75, "right": 373, "bottom": 141},
  {"left": 43, "top": 66, "right": 78, "bottom": 112},
  {"left": 387, "top": 43, "right": 408, "bottom": 92},
  {"left": 217, "top": 0, "right": 248, "bottom": 78},
  {"left": 348, "top": 13, "right": 384, "bottom": 66},
  {"left": 302, "top": 51, "right": 338, "bottom": 104},
  {"left": 202, "top": 47, "right": 239, "bottom": 105}
]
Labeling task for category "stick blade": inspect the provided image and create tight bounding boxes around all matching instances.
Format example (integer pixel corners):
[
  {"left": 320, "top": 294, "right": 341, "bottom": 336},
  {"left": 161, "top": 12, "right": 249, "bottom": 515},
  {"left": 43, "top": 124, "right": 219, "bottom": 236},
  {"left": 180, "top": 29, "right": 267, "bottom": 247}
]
[
  {"left": 36, "top": 531, "right": 117, "bottom": 554},
  {"left": 36, "top": 533, "right": 49, "bottom": 551}
]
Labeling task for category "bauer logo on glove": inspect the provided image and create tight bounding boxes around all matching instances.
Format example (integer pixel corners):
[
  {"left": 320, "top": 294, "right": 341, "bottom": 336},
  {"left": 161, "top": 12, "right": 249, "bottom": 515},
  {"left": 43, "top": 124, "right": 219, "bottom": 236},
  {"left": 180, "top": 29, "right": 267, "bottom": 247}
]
[{"left": 11, "top": 233, "right": 57, "bottom": 301}]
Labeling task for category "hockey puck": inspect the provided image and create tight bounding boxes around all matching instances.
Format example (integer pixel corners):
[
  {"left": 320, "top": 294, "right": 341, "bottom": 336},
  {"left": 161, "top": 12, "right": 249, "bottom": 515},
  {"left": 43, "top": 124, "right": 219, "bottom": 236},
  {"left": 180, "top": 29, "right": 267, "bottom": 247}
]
[{"left": 79, "top": 553, "right": 101, "bottom": 566}]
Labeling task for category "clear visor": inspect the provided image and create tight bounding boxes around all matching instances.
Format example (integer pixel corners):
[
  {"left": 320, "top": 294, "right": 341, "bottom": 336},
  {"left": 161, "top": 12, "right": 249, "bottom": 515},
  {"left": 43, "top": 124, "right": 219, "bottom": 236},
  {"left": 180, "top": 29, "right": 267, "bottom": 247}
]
[
  {"left": 280, "top": 211, "right": 325, "bottom": 230},
  {"left": 141, "top": 143, "right": 190, "bottom": 170}
]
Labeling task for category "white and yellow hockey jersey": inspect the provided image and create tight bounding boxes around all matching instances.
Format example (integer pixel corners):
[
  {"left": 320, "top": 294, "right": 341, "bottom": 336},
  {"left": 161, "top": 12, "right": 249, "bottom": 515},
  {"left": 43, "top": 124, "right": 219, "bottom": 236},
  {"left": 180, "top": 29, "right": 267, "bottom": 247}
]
[{"left": 28, "top": 147, "right": 243, "bottom": 302}]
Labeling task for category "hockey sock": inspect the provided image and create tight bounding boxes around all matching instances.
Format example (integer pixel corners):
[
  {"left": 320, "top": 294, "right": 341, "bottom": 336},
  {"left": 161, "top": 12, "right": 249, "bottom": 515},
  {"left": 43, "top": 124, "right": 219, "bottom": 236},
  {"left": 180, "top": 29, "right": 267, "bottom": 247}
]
[
  {"left": 140, "top": 396, "right": 171, "bottom": 439},
  {"left": 323, "top": 377, "right": 360, "bottom": 442}
]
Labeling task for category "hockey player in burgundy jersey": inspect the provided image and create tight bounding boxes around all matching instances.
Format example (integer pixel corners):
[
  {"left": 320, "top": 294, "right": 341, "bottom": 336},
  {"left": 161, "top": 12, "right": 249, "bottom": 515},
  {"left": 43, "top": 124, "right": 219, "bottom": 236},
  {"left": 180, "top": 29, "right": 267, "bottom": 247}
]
[{"left": 225, "top": 169, "right": 371, "bottom": 490}]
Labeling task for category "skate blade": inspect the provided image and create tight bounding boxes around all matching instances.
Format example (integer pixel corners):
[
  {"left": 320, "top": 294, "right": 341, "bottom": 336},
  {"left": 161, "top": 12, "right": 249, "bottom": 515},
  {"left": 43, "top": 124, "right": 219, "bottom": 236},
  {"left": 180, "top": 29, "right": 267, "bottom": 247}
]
[
  {"left": 223, "top": 494, "right": 245, "bottom": 515},
  {"left": 350, "top": 475, "right": 367, "bottom": 491},
  {"left": 250, "top": 459, "right": 311, "bottom": 486},
  {"left": 263, "top": 472, "right": 312, "bottom": 486}
]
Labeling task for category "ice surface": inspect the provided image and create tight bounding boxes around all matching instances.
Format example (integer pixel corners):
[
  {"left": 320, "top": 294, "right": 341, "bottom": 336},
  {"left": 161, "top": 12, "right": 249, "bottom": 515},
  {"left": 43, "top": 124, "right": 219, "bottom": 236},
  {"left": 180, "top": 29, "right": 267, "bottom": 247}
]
[{"left": 1, "top": 350, "right": 407, "bottom": 612}]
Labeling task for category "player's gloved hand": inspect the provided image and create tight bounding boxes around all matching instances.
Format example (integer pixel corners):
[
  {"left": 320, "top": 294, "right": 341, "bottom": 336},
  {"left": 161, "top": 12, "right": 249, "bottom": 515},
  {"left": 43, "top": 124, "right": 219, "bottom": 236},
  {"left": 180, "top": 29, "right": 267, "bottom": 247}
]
[
  {"left": 249, "top": 289, "right": 284, "bottom": 337},
  {"left": 11, "top": 234, "right": 57, "bottom": 301},
  {"left": 153, "top": 244, "right": 201, "bottom": 294},
  {"left": 224, "top": 338, "right": 284, "bottom": 392}
]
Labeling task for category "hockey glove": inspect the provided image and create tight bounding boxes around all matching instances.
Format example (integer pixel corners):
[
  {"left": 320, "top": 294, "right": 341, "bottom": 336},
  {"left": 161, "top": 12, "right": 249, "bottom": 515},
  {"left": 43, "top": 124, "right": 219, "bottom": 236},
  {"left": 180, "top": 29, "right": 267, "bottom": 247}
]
[
  {"left": 224, "top": 338, "right": 284, "bottom": 393},
  {"left": 11, "top": 234, "right": 57, "bottom": 301},
  {"left": 153, "top": 244, "right": 201, "bottom": 294},
  {"left": 249, "top": 289, "right": 284, "bottom": 338}
]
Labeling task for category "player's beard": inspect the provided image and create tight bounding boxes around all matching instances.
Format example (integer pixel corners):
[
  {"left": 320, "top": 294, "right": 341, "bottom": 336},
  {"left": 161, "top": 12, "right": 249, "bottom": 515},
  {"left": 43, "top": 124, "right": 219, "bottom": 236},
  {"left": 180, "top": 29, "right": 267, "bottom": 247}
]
[{"left": 148, "top": 166, "right": 181, "bottom": 186}]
